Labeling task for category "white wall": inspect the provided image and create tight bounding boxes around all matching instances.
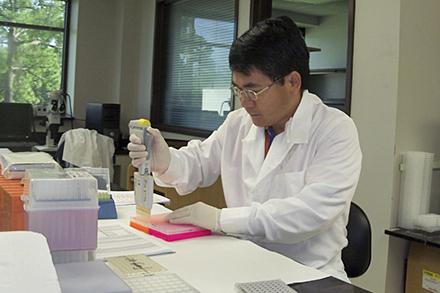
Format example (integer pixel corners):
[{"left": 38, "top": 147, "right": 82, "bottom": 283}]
[
  {"left": 117, "top": 0, "right": 156, "bottom": 135},
  {"left": 385, "top": 1, "right": 440, "bottom": 292},
  {"left": 395, "top": 0, "right": 440, "bottom": 154},
  {"left": 68, "top": 0, "right": 155, "bottom": 134},
  {"left": 352, "top": 1, "right": 440, "bottom": 293},
  {"left": 306, "top": 13, "right": 347, "bottom": 70},
  {"left": 349, "top": 0, "right": 401, "bottom": 292},
  {"left": 66, "top": 0, "right": 78, "bottom": 115},
  {"left": 68, "top": 0, "right": 123, "bottom": 126}
]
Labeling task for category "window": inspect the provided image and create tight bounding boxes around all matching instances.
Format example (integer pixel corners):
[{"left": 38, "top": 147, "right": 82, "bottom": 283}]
[
  {"left": 0, "top": 0, "right": 70, "bottom": 104},
  {"left": 152, "top": 0, "right": 237, "bottom": 137}
]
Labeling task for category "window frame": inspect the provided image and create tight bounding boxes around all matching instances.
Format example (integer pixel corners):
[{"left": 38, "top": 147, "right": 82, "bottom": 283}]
[
  {"left": 0, "top": 0, "right": 71, "bottom": 98},
  {"left": 151, "top": 0, "right": 239, "bottom": 138}
]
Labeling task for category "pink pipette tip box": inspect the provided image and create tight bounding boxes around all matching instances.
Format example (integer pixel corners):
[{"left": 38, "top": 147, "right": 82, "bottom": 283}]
[{"left": 147, "top": 222, "right": 211, "bottom": 242}]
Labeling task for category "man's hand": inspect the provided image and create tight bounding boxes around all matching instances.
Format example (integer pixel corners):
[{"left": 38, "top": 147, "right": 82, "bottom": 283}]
[
  {"left": 166, "top": 202, "right": 222, "bottom": 232},
  {"left": 127, "top": 127, "right": 171, "bottom": 175}
]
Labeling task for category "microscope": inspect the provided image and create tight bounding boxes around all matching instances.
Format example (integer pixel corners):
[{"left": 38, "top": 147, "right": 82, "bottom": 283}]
[{"left": 37, "top": 91, "right": 66, "bottom": 151}]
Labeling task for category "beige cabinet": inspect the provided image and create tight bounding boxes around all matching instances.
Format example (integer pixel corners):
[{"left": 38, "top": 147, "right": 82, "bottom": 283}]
[
  {"left": 127, "top": 164, "right": 226, "bottom": 211},
  {"left": 113, "top": 154, "right": 131, "bottom": 190},
  {"left": 154, "top": 178, "right": 226, "bottom": 210}
]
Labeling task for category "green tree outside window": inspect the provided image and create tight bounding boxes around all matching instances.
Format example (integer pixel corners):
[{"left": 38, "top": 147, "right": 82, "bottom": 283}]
[{"left": 0, "top": 0, "right": 67, "bottom": 104}]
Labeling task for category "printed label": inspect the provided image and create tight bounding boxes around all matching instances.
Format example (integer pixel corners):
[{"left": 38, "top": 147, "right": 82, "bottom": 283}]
[{"left": 422, "top": 269, "right": 440, "bottom": 293}]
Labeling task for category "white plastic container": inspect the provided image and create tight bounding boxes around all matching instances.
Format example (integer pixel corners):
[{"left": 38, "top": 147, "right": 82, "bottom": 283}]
[
  {"left": 51, "top": 249, "right": 96, "bottom": 264},
  {"left": 25, "top": 205, "right": 98, "bottom": 251}
]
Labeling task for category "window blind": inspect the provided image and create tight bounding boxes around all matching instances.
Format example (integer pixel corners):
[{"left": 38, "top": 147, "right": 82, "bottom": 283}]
[{"left": 161, "top": 0, "right": 236, "bottom": 132}]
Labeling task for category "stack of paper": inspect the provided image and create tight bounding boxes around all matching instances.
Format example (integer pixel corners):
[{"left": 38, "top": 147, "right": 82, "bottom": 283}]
[
  {"left": 96, "top": 220, "right": 174, "bottom": 259},
  {"left": 111, "top": 190, "right": 170, "bottom": 206}
]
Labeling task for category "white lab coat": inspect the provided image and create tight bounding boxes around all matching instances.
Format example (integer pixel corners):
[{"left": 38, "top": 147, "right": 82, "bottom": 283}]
[{"left": 155, "top": 91, "right": 362, "bottom": 282}]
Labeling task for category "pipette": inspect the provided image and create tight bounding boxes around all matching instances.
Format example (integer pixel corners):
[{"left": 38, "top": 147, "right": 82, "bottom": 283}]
[{"left": 128, "top": 119, "right": 154, "bottom": 232}]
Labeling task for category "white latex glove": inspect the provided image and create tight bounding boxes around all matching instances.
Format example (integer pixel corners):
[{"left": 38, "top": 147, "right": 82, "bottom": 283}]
[
  {"left": 166, "top": 202, "right": 222, "bottom": 233},
  {"left": 127, "top": 127, "right": 171, "bottom": 175}
]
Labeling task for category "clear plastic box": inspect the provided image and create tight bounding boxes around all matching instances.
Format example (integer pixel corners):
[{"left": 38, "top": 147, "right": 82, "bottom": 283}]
[
  {"left": 0, "top": 152, "right": 60, "bottom": 179},
  {"left": 68, "top": 167, "right": 110, "bottom": 191},
  {"left": 22, "top": 168, "right": 97, "bottom": 201}
]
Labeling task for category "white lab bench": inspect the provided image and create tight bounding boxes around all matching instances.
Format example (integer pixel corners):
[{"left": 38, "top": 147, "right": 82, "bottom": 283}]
[{"left": 113, "top": 204, "right": 328, "bottom": 293}]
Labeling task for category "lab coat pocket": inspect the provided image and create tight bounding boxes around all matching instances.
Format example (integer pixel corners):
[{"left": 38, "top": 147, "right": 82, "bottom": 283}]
[{"left": 270, "top": 170, "right": 306, "bottom": 198}]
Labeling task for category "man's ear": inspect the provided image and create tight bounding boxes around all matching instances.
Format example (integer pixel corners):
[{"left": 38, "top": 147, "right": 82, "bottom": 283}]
[{"left": 286, "top": 71, "right": 302, "bottom": 92}]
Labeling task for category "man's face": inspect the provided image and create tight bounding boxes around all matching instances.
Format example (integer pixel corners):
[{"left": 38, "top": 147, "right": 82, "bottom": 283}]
[{"left": 232, "top": 69, "right": 301, "bottom": 133}]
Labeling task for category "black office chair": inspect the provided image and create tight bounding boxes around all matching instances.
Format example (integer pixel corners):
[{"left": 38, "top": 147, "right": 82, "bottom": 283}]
[{"left": 342, "top": 202, "right": 372, "bottom": 278}]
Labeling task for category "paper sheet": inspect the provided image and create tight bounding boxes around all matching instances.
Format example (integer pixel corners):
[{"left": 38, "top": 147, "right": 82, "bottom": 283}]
[
  {"left": 0, "top": 231, "right": 61, "bottom": 293},
  {"left": 111, "top": 191, "right": 170, "bottom": 206},
  {"left": 154, "top": 236, "right": 329, "bottom": 293},
  {"left": 96, "top": 220, "right": 174, "bottom": 259}
]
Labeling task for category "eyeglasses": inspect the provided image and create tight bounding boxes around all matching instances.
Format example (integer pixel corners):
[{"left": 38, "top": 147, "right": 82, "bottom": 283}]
[{"left": 230, "top": 78, "right": 282, "bottom": 102}]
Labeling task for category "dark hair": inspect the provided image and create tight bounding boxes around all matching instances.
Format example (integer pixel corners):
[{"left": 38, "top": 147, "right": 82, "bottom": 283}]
[{"left": 229, "top": 16, "right": 309, "bottom": 89}]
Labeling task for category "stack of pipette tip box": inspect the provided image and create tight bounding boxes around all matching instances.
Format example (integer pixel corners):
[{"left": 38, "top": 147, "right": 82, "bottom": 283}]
[{"left": 21, "top": 168, "right": 99, "bottom": 264}]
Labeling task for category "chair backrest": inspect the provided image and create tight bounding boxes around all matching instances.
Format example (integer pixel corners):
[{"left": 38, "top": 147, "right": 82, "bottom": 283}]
[{"left": 342, "top": 202, "right": 372, "bottom": 278}]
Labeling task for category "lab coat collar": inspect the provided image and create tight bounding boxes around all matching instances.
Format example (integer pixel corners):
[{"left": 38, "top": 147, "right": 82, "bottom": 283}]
[
  {"left": 241, "top": 90, "right": 317, "bottom": 186},
  {"left": 242, "top": 125, "right": 265, "bottom": 176},
  {"left": 241, "top": 90, "right": 315, "bottom": 144},
  {"left": 283, "top": 90, "right": 315, "bottom": 145}
]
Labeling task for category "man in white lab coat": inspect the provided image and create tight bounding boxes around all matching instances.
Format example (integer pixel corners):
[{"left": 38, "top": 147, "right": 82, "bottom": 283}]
[{"left": 128, "top": 16, "right": 362, "bottom": 282}]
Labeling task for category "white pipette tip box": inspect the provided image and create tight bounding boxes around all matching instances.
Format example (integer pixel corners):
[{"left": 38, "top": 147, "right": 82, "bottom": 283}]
[
  {"left": 25, "top": 206, "right": 98, "bottom": 251},
  {"left": 22, "top": 168, "right": 99, "bottom": 252}
]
